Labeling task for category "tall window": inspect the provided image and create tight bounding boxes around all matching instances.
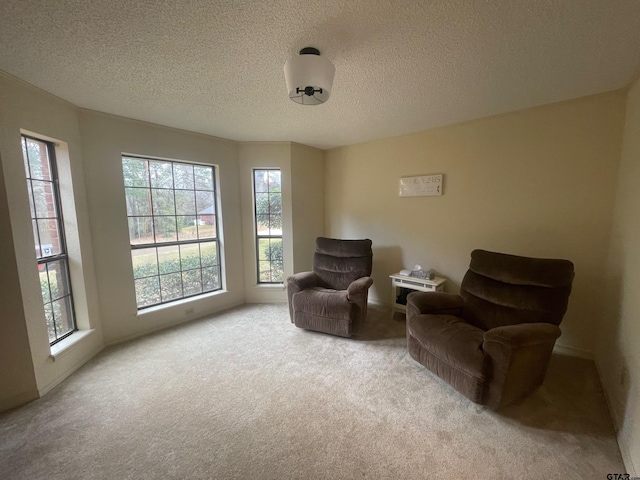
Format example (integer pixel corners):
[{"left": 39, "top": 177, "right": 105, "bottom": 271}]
[
  {"left": 253, "top": 169, "right": 283, "bottom": 283},
  {"left": 122, "top": 156, "right": 222, "bottom": 309},
  {"left": 21, "top": 135, "right": 76, "bottom": 345}
]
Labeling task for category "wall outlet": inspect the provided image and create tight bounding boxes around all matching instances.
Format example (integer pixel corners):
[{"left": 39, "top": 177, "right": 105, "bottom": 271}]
[{"left": 184, "top": 307, "right": 195, "bottom": 316}]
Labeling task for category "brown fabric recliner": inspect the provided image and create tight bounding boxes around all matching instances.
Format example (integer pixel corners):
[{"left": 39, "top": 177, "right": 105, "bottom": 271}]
[
  {"left": 287, "top": 237, "right": 373, "bottom": 337},
  {"left": 406, "top": 249, "right": 574, "bottom": 409}
]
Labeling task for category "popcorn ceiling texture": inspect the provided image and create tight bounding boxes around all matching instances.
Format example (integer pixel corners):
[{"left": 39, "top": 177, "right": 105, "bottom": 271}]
[{"left": 0, "top": 0, "right": 639, "bottom": 149}]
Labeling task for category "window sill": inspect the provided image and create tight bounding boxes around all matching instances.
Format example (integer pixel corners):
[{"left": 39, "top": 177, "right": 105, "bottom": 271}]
[
  {"left": 255, "top": 283, "right": 285, "bottom": 289},
  {"left": 136, "top": 289, "right": 227, "bottom": 318},
  {"left": 50, "top": 329, "right": 96, "bottom": 362}
]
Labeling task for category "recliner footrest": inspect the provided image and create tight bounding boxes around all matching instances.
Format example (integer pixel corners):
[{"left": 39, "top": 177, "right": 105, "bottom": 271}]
[
  {"left": 407, "top": 314, "right": 489, "bottom": 404},
  {"left": 292, "top": 288, "right": 355, "bottom": 337}
]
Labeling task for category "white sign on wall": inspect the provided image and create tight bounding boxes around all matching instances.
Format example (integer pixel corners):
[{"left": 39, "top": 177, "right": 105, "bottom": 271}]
[{"left": 398, "top": 174, "right": 443, "bottom": 197}]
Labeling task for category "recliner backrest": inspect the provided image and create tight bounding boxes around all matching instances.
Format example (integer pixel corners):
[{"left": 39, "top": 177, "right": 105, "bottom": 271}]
[
  {"left": 312, "top": 237, "right": 373, "bottom": 290},
  {"left": 460, "top": 249, "right": 574, "bottom": 331}
]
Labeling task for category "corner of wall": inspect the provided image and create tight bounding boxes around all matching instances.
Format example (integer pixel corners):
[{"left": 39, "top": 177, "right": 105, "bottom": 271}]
[
  {"left": 596, "top": 75, "right": 640, "bottom": 476},
  {"left": 290, "top": 143, "right": 325, "bottom": 273}
]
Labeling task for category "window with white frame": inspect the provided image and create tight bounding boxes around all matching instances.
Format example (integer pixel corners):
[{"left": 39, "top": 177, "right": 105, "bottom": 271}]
[
  {"left": 21, "top": 134, "right": 77, "bottom": 345},
  {"left": 253, "top": 169, "right": 283, "bottom": 283},
  {"left": 122, "top": 156, "right": 222, "bottom": 309}
]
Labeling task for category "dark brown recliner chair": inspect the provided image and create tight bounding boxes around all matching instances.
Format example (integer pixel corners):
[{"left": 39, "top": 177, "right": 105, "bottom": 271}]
[
  {"left": 287, "top": 237, "right": 373, "bottom": 337},
  {"left": 407, "top": 249, "right": 574, "bottom": 409}
]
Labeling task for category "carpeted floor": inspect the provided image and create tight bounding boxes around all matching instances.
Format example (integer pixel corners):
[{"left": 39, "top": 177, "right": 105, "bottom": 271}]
[{"left": 0, "top": 304, "right": 625, "bottom": 479}]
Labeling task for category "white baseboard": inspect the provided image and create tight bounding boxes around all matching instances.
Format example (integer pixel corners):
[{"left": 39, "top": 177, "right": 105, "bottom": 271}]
[
  {"left": 367, "top": 297, "right": 388, "bottom": 307},
  {"left": 38, "top": 344, "right": 104, "bottom": 397},
  {"left": 595, "top": 359, "right": 638, "bottom": 476},
  {"left": 245, "top": 284, "right": 287, "bottom": 304},
  {"left": 0, "top": 389, "right": 39, "bottom": 413},
  {"left": 618, "top": 435, "right": 638, "bottom": 476},
  {"left": 553, "top": 343, "right": 594, "bottom": 360},
  {"left": 244, "top": 298, "right": 287, "bottom": 304},
  {"left": 105, "top": 300, "right": 245, "bottom": 347}
]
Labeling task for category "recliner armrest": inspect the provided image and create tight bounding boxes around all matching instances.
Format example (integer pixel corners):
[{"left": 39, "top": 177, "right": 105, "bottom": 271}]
[
  {"left": 286, "top": 271, "right": 322, "bottom": 292},
  {"left": 347, "top": 276, "right": 373, "bottom": 300},
  {"left": 483, "top": 323, "right": 561, "bottom": 349},
  {"left": 481, "top": 322, "right": 562, "bottom": 408},
  {"left": 406, "top": 292, "right": 464, "bottom": 318},
  {"left": 286, "top": 271, "right": 323, "bottom": 324}
]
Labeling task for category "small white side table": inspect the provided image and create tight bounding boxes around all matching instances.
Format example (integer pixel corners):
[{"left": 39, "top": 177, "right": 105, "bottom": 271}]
[{"left": 389, "top": 273, "right": 446, "bottom": 317}]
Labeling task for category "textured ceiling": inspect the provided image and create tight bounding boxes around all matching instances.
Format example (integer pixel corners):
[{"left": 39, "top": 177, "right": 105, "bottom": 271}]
[{"left": 1, "top": 1, "right": 639, "bottom": 149}]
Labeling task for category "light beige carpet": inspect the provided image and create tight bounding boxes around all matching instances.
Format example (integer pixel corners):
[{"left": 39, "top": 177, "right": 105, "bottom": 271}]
[{"left": 0, "top": 304, "right": 625, "bottom": 479}]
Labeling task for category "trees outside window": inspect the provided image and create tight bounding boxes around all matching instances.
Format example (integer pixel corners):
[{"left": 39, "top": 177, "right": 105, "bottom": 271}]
[
  {"left": 253, "top": 169, "right": 283, "bottom": 283},
  {"left": 122, "top": 156, "right": 222, "bottom": 309},
  {"left": 21, "top": 135, "right": 76, "bottom": 344}
]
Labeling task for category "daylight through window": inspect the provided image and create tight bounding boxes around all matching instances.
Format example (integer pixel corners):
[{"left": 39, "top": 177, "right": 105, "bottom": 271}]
[
  {"left": 253, "top": 169, "right": 283, "bottom": 283},
  {"left": 122, "top": 156, "right": 222, "bottom": 309},
  {"left": 21, "top": 135, "right": 77, "bottom": 344}
]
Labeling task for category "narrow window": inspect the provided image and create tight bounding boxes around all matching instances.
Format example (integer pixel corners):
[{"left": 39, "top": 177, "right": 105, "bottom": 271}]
[
  {"left": 122, "top": 156, "right": 222, "bottom": 309},
  {"left": 253, "top": 169, "right": 283, "bottom": 283},
  {"left": 21, "top": 135, "right": 76, "bottom": 345}
]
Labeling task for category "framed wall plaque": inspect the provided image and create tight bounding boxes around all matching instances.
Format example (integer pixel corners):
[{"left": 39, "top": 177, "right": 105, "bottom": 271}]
[{"left": 399, "top": 174, "right": 443, "bottom": 197}]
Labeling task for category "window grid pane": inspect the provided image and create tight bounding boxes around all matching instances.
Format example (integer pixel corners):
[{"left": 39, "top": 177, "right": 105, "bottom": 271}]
[
  {"left": 22, "top": 135, "right": 77, "bottom": 345},
  {"left": 253, "top": 169, "right": 283, "bottom": 284},
  {"left": 123, "top": 155, "right": 222, "bottom": 309}
]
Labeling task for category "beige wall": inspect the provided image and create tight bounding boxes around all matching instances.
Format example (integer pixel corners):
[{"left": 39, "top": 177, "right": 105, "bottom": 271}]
[
  {"left": 291, "top": 143, "right": 325, "bottom": 273},
  {"left": 79, "top": 111, "right": 245, "bottom": 344},
  {"left": 0, "top": 73, "right": 103, "bottom": 400},
  {"left": 325, "top": 92, "right": 625, "bottom": 356},
  {"left": 598, "top": 77, "right": 640, "bottom": 475},
  {"left": 0, "top": 147, "right": 37, "bottom": 410}
]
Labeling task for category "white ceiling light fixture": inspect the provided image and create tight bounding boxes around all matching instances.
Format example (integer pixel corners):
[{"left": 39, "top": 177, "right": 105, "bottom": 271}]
[{"left": 284, "top": 47, "right": 335, "bottom": 106}]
